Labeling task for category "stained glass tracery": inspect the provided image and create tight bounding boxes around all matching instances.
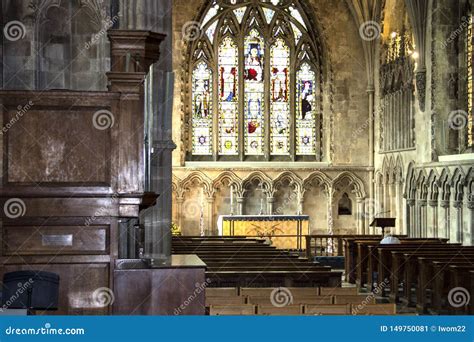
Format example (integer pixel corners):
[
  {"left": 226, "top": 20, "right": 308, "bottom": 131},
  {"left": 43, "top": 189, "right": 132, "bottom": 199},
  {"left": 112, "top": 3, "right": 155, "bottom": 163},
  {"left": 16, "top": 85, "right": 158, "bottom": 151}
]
[
  {"left": 244, "top": 29, "right": 265, "bottom": 155},
  {"left": 218, "top": 37, "right": 239, "bottom": 155},
  {"left": 270, "top": 39, "right": 290, "bottom": 155},
  {"left": 190, "top": 1, "right": 319, "bottom": 160},
  {"left": 192, "top": 62, "right": 213, "bottom": 155},
  {"left": 296, "top": 63, "right": 317, "bottom": 155}
]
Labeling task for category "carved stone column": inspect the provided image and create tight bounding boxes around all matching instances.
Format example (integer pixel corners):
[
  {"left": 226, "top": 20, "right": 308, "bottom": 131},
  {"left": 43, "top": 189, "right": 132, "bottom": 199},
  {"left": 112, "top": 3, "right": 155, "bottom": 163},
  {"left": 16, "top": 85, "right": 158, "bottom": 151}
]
[
  {"left": 176, "top": 196, "right": 184, "bottom": 229},
  {"left": 237, "top": 197, "right": 244, "bottom": 215},
  {"left": 267, "top": 197, "right": 275, "bottom": 215},
  {"left": 440, "top": 200, "right": 450, "bottom": 239},
  {"left": 453, "top": 201, "right": 463, "bottom": 244},
  {"left": 418, "top": 199, "right": 427, "bottom": 237},
  {"left": 396, "top": 182, "right": 404, "bottom": 234},
  {"left": 207, "top": 197, "right": 215, "bottom": 235},
  {"left": 406, "top": 199, "right": 416, "bottom": 237},
  {"left": 356, "top": 198, "right": 366, "bottom": 234},
  {"left": 428, "top": 200, "right": 438, "bottom": 238}
]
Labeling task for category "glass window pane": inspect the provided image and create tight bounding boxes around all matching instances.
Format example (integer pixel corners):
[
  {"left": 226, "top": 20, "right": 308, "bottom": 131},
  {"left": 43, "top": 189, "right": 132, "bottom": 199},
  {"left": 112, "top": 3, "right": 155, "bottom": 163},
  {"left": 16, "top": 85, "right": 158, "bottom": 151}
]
[
  {"left": 218, "top": 37, "right": 239, "bottom": 155},
  {"left": 244, "top": 29, "right": 265, "bottom": 156},
  {"left": 270, "top": 39, "right": 290, "bottom": 155},
  {"left": 192, "top": 63, "right": 213, "bottom": 155},
  {"left": 296, "top": 63, "right": 317, "bottom": 155}
]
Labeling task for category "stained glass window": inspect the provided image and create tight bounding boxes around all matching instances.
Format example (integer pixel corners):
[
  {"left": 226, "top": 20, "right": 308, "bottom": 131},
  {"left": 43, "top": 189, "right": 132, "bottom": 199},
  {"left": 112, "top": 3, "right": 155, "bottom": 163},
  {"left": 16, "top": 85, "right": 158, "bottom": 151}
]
[
  {"left": 218, "top": 37, "right": 239, "bottom": 155},
  {"left": 296, "top": 63, "right": 317, "bottom": 155},
  {"left": 192, "top": 62, "right": 213, "bottom": 155},
  {"left": 270, "top": 39, "right": 290, "bottom": 155},
  {"left": 189, "top": 1, "right": 320, "bottom": 160},
  {"left": 244, "top": 29, "right": 265, "bottom": 156}
]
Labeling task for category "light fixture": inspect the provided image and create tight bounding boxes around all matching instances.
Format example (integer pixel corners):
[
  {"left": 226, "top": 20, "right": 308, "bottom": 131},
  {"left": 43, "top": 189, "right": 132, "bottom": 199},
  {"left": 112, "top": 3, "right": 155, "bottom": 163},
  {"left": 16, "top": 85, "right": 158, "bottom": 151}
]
[
  {"left": 412, "top": 51, "right": 419, "bottom": 59},
  {"left": 390, "top": 31, "right": 397, "bottom": 39}
]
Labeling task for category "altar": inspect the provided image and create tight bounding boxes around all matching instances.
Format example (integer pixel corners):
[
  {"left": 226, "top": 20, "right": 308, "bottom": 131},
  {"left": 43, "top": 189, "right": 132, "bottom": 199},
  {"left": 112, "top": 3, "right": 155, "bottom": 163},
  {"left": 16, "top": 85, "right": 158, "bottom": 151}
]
[{"left": 217, "top": 215, "right": 310, "bottom": 250}]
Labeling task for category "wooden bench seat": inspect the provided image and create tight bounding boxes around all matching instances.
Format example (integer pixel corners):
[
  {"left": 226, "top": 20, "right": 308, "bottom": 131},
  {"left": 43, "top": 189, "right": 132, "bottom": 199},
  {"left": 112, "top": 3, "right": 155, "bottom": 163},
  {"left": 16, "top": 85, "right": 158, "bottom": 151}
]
[
  {"left": 257, "top": 305, "right": 303, "bottom": 315},
  {"left": 334, "top": 295, "right": 376, "bottom": 305},
  {"left": 351, "top": 303, "right": 396, "bottom": 315},
  {"left": 305, "top": 304, "right": 351, "bottom": 315},
  {"left": 209, "top": 305, "right": 256, "bottom": 315}
]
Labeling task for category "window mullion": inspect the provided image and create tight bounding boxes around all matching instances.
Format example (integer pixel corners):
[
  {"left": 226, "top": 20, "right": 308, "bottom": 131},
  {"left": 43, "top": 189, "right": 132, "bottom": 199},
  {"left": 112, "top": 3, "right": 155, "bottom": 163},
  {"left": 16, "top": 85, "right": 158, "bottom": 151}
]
[
  {"left": 238, "top": 35, "right": 245, "bottom": 161},
  {"left": 265, "top": 39, "right": 271, "bottom": 161}
]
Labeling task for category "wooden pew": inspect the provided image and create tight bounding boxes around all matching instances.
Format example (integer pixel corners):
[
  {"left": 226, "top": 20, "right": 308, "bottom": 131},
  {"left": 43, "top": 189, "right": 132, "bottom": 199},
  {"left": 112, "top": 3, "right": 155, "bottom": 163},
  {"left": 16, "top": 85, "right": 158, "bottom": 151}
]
[
  {"left": 305, "top": 304, "right": 350, "bottom": 315},
  {"left": 247, "top": 296, "right": 332, "bottom": 305},
  {"left": 389, "top": 249, "right": 474, "bottom": 303},
  {"left": 257, "top": 305, "right": 303, "bottom": 315},
  {"left": 355, "top": 239, "right": 448, "bottom": 290},
  {"left": 206, "top": 288, "right": 238, "bottom": 297},
  {"left": 206, "top": 296, "right": 246, "bottom": 306},
  {"left": 351, "top": 303, "right": 396, "bottom": 315},
  {"left": 209, "top": 305, "right": 256, "bottom": 315},
  {"left": 422, "top": 259, "right": 474, "bottom": 314},
  {"left": 319, "top": 287, "right": 358, "bottom": 296},
  {"left": 334, "top": 295, "right": 376, "bottom": 305},
  {"left": 241, "top": 287, "right": 319, "bottom": 297},
  {"left": 208, "top": 270, "right": 342, "bottom": 288}
]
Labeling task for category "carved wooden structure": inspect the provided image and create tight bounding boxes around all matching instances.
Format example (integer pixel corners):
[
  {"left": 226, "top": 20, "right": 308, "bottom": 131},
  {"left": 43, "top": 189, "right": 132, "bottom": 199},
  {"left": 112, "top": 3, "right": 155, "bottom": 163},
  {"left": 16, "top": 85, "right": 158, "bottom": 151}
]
[{"left": 0, "top": 30, "right": 165, "bottom": 315}]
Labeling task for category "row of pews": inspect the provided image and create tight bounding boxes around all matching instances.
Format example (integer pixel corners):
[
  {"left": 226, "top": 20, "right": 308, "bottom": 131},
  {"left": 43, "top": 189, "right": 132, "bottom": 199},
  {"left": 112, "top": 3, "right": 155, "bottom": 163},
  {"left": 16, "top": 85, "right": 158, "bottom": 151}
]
[
  {"left": 172, "top": 236, "right": 342, "bottom": 287},
  {"left": 206, "top": 287, "right": 396, "bottom": 315},
  {"left": 346, "top": 237, "right": 474, "bottom": 315}
]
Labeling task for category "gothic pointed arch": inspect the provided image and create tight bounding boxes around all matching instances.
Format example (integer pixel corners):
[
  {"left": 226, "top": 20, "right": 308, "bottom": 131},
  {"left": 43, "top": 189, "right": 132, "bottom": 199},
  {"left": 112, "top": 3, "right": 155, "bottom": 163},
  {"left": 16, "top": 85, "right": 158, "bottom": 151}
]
[
  {"left": 332, "top": 171, "right": 367, "bottom": 199},
  {"left": 183, "top": 0, "right": 327, "bottom": 163}
]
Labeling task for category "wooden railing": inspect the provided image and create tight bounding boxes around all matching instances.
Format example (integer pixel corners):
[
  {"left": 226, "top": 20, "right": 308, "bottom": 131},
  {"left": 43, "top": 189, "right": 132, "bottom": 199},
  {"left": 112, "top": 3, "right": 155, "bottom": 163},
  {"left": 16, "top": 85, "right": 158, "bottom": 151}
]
[{"left": 305, "top": 235, "right": 382, "bottom": 259}]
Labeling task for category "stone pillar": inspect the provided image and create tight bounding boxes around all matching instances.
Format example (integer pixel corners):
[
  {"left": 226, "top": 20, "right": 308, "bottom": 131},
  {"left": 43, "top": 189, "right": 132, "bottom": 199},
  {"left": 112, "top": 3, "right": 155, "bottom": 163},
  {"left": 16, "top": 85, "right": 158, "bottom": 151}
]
[
  {"left": 267, "top": 197, "right": 275, "bottom": 215},
  {"left": 406, "top": 199, "right": 416, "bottom": 237},
  {"left": 396, "top": 182, "right": 403, "bottom": 234},
  {"left": 428, "top": 200, "right": 438, "bottom": 238},
  {"left": 419, "top": 200, "right": 427, "bottom": 237},
  {"left": 453, "top": 201, "right": 463, "bottom": 244},
  {"left": 356, "top": 198, "right": 366, "bottom": 234},
  {"left": 237, "top": 197, "right": 244, "bottom": 215},
  {"left": 207, "top": 197, "right": 215, "bottom": 235},
  {"left": 440, "top": 200, "right": 450, "bottom": 239},
  {"left": 176, "top": 197, "right": 184, "bottom": 229}
]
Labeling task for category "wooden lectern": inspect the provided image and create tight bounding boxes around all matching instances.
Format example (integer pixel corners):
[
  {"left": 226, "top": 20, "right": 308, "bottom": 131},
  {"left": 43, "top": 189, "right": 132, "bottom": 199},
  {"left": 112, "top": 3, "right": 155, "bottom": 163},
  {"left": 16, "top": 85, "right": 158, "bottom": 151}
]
[{"left": 370, "top": 218, "right": 396, "bottom": 236}]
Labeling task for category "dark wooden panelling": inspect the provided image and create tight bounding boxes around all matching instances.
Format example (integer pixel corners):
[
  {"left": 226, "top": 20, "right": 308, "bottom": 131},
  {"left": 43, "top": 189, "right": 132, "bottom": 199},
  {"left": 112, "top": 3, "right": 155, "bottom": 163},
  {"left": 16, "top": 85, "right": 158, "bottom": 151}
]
[
  {"left": 3, "top": 225, "right": 108, "bottom": 255},
  {"left": 6, "top": 109, "right": 111, "bottom": 184},
  {"left": 0, "top": 263, "right": 110, "bottom": 315}
]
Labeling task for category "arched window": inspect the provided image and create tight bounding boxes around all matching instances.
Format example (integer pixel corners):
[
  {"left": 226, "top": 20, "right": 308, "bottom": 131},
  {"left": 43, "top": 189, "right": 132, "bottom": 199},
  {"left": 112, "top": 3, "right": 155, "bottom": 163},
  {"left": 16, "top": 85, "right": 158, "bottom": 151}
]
[{"left": 187, "top": 0, "right": 321, "bottom": 162}]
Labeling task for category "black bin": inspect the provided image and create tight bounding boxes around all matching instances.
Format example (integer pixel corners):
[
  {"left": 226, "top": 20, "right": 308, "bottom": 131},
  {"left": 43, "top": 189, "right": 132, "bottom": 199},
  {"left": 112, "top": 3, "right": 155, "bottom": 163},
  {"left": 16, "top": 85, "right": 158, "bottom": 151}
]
[{"left": 2, "top": 271, "right": 59, "bottom": 310}]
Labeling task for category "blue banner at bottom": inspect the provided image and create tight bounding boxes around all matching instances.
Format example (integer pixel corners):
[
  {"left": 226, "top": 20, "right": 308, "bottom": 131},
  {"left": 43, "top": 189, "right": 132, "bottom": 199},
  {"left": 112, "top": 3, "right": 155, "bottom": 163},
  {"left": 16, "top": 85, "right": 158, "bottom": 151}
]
[{"left": 0, "top": 316, "right": 472, "bottom": 342}]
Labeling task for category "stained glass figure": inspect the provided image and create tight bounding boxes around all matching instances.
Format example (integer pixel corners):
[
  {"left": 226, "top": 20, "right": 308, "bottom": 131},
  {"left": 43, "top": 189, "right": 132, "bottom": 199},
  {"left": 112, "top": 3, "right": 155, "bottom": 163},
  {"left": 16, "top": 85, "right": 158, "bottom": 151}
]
[
  {"left": 244, "top": 29, "right": 265, "bottom": 155},
  {"left": 296, "top": 63, "right": 317, "bottom": 155},
  {"left": 270, "top": 39, "right": 290, "bottom": 155},
  {"left": 192, "top": 62, "right": 213, "bottom": 155},
  {"left": 218, "top": 37, "right": 239, "bottom": 155}
]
